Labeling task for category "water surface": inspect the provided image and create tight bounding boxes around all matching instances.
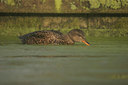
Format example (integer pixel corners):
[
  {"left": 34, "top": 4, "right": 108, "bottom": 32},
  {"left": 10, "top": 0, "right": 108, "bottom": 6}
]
[{"left": 0, "top": 37, "right": 128, "bottom": 85}]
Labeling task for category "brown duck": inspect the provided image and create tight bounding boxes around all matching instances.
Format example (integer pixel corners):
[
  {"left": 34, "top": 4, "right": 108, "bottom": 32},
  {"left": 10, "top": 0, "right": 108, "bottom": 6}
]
[{"left": 19, "top": 29, "right": 90, "bottom": 46}]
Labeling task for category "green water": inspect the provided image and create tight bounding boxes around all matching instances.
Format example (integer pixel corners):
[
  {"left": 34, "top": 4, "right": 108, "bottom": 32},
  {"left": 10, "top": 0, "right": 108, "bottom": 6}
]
[{"left": 0, "top": 36, "right": 128, "bottom": 85}]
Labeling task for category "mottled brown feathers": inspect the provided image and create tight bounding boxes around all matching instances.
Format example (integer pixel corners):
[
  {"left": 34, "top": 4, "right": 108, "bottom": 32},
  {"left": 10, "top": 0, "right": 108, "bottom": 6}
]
[{"left": 19, "top": 29, "right": 86, "bottom": 45}]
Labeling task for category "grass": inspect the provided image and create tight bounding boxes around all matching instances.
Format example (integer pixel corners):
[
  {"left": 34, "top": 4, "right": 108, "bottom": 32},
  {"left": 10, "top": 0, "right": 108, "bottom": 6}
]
[{"left": 0, "top": 17, "right": 128, "bottom": 37}]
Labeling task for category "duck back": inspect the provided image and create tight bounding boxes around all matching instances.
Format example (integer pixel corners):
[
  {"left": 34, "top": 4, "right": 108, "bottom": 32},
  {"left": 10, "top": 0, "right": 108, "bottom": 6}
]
[{"left": 19, "top": 30, "right": 65, "bottom": 45}]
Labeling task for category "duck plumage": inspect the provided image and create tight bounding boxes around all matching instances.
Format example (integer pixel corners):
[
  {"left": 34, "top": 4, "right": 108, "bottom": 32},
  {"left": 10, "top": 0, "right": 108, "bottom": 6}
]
[{"left": 19, "top": 29, "right": 90, "bottom": 46}]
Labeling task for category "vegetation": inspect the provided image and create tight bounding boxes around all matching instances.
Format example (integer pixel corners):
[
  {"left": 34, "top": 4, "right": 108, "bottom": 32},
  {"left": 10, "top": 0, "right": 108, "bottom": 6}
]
[
  {"left": 0, "top": 16, "right": 128, "bottom": 37},
  {"left": 55, "top": 0, "right": 62, "bottom": 12},
  {"left": 0, "top": 0, "right": 128, "bottom": 12},
  {"left": 79, "top": 0, "right": 128, "bottom": 9},
  {"left": 70, "top": 2, "right": 78, "bottom": 10},
  {"left": 0, "top": 0, "right": 128, "bottom": 38},
  {"left": 42, "top": 0, "right": 46, "bottom": 3}
]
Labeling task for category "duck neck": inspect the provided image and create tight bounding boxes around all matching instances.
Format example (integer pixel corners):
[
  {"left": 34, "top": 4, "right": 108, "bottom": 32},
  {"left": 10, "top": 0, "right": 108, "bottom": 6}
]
[{"left": 64, "top": 34, "right": 74, "bottom": 45}]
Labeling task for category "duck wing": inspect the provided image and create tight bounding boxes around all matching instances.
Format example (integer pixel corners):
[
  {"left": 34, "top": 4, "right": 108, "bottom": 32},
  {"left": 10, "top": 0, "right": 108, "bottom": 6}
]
[{"left": 19, "top": 30, "right": 65, "bottom": 45}]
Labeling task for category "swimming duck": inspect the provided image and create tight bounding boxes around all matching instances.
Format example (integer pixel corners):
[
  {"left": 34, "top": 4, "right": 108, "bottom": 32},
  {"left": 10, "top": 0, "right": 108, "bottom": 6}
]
[{"left": 19, "top": 29, "right": 90, "bottom": 46}]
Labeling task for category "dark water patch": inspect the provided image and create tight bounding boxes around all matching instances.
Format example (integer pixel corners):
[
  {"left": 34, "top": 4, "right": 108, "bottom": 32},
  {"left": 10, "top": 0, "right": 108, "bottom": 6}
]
[
  {"left": 7, "top": 55, "right": 106, "bottom": 58},
  {"left": 87, "top": 55, "right": 106, "bottom": 58},
  {"left": 5, "top": 55, "right": 105, "bottom": 58},
  {"left": 6, "top": 55, "right": 70, "bottom": 58}
]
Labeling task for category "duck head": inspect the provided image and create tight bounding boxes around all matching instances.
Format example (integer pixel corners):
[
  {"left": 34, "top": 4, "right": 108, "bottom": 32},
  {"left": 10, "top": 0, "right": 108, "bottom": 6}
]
[{"left": 68, "top": 29, "right": 90, "bottom": 46}]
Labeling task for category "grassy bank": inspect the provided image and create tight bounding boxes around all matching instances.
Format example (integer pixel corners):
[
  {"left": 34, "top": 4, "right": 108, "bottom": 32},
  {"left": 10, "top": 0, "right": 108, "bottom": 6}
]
[{"left": 0, "top": 16, "right": 128, "bottom": 37}]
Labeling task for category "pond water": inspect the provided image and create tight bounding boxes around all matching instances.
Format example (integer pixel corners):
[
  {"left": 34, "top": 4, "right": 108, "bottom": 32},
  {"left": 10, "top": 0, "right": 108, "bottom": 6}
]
[{"left": 0, "top": 37, "right": 128, "bottom": 85}]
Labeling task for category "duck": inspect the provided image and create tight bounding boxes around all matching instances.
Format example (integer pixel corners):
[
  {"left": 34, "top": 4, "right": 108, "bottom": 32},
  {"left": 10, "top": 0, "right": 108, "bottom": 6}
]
[{"left": 19, "top": 29, "right": 90, "bottom": 46}]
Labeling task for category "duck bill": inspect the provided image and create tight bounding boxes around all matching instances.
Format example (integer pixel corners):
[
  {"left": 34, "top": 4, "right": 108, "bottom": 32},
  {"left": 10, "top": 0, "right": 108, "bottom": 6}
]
[{"left": 82, "top": 40, "right": 90, "bottom": 46}]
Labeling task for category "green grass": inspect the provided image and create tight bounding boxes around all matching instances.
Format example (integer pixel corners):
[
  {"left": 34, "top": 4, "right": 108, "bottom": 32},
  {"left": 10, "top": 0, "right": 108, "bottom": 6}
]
[{"left": 0, "top": 17, "right": 128, "bottom": 37}]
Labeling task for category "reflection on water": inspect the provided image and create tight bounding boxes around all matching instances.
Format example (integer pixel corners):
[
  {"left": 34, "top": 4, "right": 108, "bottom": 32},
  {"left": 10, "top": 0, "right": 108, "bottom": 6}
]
[{"left": 0, "top": 37, "right": 128, "bottom": 85}]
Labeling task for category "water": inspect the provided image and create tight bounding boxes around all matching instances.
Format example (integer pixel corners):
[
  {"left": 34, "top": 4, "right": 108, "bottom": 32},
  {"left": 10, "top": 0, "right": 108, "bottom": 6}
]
[{"left": 0, "top": 37, "right": 128, "bottom": 85}]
